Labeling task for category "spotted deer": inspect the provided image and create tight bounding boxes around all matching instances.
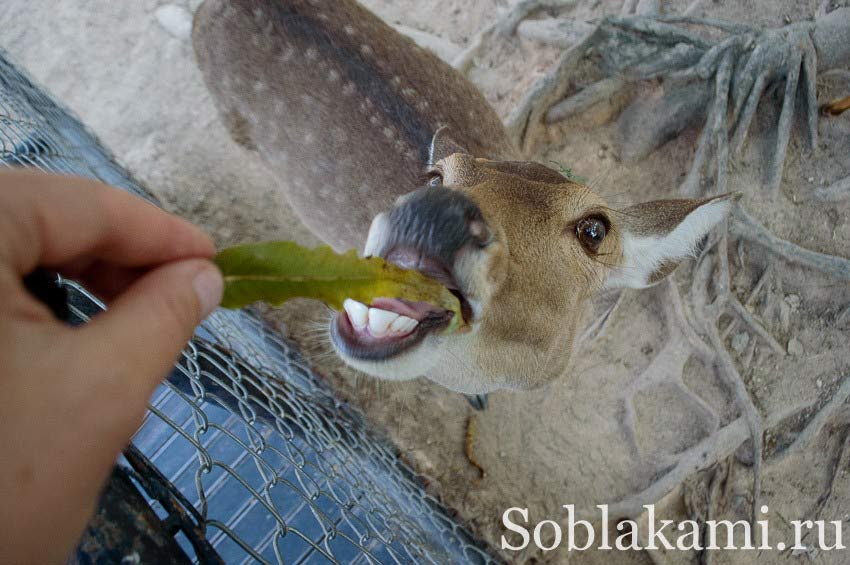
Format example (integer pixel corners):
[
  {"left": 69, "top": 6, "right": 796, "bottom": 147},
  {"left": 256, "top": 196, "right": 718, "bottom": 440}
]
[{"left": 193, "top": 0, "right": 732, "bottom": 394}]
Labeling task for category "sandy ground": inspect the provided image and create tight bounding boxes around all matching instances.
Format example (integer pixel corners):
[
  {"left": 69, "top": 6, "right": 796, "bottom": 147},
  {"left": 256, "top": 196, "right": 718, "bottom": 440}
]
[{"left": 3, "top": 0, "right": 850, "bottom": 563}]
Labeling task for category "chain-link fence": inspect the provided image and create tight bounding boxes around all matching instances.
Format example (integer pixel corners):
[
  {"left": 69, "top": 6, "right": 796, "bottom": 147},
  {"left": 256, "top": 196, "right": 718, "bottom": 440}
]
[{"left": 0, "top": 50, "right": 495, "bottom": 564}]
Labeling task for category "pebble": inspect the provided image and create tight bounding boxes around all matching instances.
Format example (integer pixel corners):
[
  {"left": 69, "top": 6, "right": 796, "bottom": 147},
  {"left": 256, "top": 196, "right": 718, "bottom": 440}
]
[
  {"left": 155, "top": 4, "right": 193, "bottom": 40},
  {"left": 780, "top": 301, "right": 792, "bottom": 332},
  {"left": 731, "top": 332, "right": 750, "bottom": 354},
  {"left": 784, "top": 294, "right": 801, "bottom": 310},
  {"left": 787, "top": 337, "right": 804, "bottom": 356}
]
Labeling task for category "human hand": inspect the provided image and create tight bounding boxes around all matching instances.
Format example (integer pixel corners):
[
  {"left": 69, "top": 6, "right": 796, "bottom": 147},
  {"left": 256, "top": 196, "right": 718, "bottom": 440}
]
[{"left": 0, "top": 170, "right": 222, "bottom": 564}]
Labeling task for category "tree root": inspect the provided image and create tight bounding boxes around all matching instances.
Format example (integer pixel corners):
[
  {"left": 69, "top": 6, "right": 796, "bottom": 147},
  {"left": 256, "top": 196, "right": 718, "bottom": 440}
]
[
  {"left": 682, "top": 228, "right": 768, "bottom": 523},
  {"left": 693, "top": 461, "right": 731, "bottom": 565},
  {"left": 516, "top": 17, "right": 592, "bottom": 48},
  {"left": 704, "top": 314, "right": 763, "bottom": 523},
  {"left": 603, "top": 417, "right": 749, "bottom": 519},
  {"left": 576, "top": 289, "right": 624, "bottom": 346},
  {"left": 731, "top": 207, "right": 850, "bottom": 281},
  {"left": 813, "top": 175, "right": 850, "bottom": 202},
  {"left": 519, "top": 7, "right": 850, "bottom": 193},
  {"left": 453, "top": 0, "right": 578, "bottom": 73},
  {"left": 772, "top": 375, "right": 850, "bottom": 464},
  {"left": 506, "top": 31, "right": 599, "bottom": 147},
  {"left": 727, "top": 298, "right": 784, "bottom": 355},
  {"left": 809, "top": 426, "right": 849, "bottom": 521}
]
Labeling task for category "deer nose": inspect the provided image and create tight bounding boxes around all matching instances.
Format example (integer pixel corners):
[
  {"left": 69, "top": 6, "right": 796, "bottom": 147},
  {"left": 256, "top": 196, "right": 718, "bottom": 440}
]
[{"left": 377, "top": 186, "right": 490, "bottom": 267}]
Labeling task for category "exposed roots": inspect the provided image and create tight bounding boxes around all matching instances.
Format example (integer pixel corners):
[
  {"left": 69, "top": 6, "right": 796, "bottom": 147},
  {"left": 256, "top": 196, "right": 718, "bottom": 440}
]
[
  {"left": 576, "top": 289, "right": 624, "bottom": 346},
  {"left": 813, "top": 175, "right": 850, "bottom": 203},
  {"left": 689, "top": 229, "right": 765, "bottom": 523},
  {"left": 772, "top": 376, "right": 850, "bottom": 464},
  {"left": 514, "top": 8, "right": 850, "bottom": 193},
  {"left": 604, "top": 418, "right": 749, "bottom": 519},
  {"left": 506, "top": 30, "right": 600, "bottom": 146},
  {"left": 610, "top": 271, "right": 767, "bottom": 522},
  {"left": 453, "top": 0, "right": 579, "bottom": 73},
  {"left": 731, "top": 207, "right": 850, "bottom": 281},
  {"left": 809, "top": 427, "right": 850, "bottom": 521}
]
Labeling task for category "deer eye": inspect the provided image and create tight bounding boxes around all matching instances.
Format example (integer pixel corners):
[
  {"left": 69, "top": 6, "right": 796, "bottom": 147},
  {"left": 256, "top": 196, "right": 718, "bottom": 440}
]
[
  {"left": 427, "top": 171, "right": 443, "bottom": 187},
  {"left": 575, "top": 216, "right": 607, "bottom": 253}
]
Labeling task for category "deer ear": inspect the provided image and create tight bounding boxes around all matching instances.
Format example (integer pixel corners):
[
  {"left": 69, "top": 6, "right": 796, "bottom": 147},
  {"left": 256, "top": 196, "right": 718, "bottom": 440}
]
[
  {"left": 605, "top": 194, "right": 735, "bottom": 289},
  {"left": 428, "top": 125, "right": 467, "bottom": 165}
]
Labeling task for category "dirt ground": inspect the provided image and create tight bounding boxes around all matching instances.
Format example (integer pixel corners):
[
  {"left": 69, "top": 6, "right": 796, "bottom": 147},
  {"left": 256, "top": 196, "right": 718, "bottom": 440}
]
[{"left": 3, "top": 0, "right": 850, "bottom": 563}]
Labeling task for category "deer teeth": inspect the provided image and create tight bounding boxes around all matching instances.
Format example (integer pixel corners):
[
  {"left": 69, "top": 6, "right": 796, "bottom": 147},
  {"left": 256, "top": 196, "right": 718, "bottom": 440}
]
[
  {"left": 344, "top": 300, "right": 419, "bottom": 337},
  {"left": 368, "top": 308, "right": 400, "bottom": 337},
  {"left": 343, "top": 299, "right": 368, "bottom": 330},
  {"left": 389, "top": 315, "right": 418, "bottom": 335}
]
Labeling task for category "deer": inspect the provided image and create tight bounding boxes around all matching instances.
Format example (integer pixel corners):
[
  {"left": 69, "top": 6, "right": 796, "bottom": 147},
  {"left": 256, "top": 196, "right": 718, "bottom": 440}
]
[{"left": 192, "top": 0, "right": 733, "bottom": 395}]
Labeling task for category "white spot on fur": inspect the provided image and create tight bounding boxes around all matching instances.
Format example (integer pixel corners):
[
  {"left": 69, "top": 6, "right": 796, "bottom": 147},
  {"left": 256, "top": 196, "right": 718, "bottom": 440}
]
[
  {"left": 306, "top": 47, "right": 318, "bottom": 61},
  {"left": 342, "top": 82, "right": 357, "bottom": 96},
  {"left": 360, "top": 44, "right": 373, "bottom": 56},
  {"left": 344, "top": 25, "right": 356, "bottom": 36},
  {"left": 253, "top": 81, "right": 267, "bottom": 93},
  {"left": 280, "top": 47, "right": 295, "bottom": 63},
  {"left": 328, "top": 69, "right": 340, "bottom": 82}
]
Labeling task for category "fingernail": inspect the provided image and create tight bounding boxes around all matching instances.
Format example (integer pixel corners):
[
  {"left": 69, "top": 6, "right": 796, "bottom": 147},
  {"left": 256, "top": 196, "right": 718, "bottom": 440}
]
[{"left": 193, "top": 264, "right": 223, "bottom": 320}]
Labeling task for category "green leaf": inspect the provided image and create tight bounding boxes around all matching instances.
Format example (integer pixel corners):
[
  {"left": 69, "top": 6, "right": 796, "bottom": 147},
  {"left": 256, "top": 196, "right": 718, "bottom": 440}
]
[
  {"left": 549, "top": 160, "right": 588, "bottom": 185},
  {"left": 214, "top": 241, "right": 465, "bottom": 333}
]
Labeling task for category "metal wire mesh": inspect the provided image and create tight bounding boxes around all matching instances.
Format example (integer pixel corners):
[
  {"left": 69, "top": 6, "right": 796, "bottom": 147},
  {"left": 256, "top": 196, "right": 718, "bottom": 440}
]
[{"left": 0, "top": 49, "right": 494, "bottom": 564}]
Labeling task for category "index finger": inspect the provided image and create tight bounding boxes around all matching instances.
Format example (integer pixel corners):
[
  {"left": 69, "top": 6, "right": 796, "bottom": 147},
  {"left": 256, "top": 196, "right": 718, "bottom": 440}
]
[{"left": 0, "top": 170, "right": 215, "bottom": 275}]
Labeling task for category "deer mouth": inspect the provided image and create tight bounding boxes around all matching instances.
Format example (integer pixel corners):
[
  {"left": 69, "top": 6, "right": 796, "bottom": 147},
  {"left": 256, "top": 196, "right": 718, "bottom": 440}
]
[{"left": 331, "top": 247, "right": 473, "bottom": 361}]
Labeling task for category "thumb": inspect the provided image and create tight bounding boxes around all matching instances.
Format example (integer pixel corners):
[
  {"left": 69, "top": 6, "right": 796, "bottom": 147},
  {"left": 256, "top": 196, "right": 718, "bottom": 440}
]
[{"left": 74, "top": 258, "right": 223, "bottom": 394}]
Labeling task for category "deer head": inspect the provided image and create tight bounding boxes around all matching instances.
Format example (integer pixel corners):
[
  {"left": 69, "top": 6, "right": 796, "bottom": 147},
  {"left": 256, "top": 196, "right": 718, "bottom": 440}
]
[{"left": 330, "top": 136, "right": 731, "bottom": 393}]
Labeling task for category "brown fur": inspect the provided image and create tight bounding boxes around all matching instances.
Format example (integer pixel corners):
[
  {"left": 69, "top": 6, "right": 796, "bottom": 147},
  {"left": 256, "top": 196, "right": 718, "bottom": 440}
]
[{"left": 193, "top": 0, "right": 514, "bottom": 251}]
